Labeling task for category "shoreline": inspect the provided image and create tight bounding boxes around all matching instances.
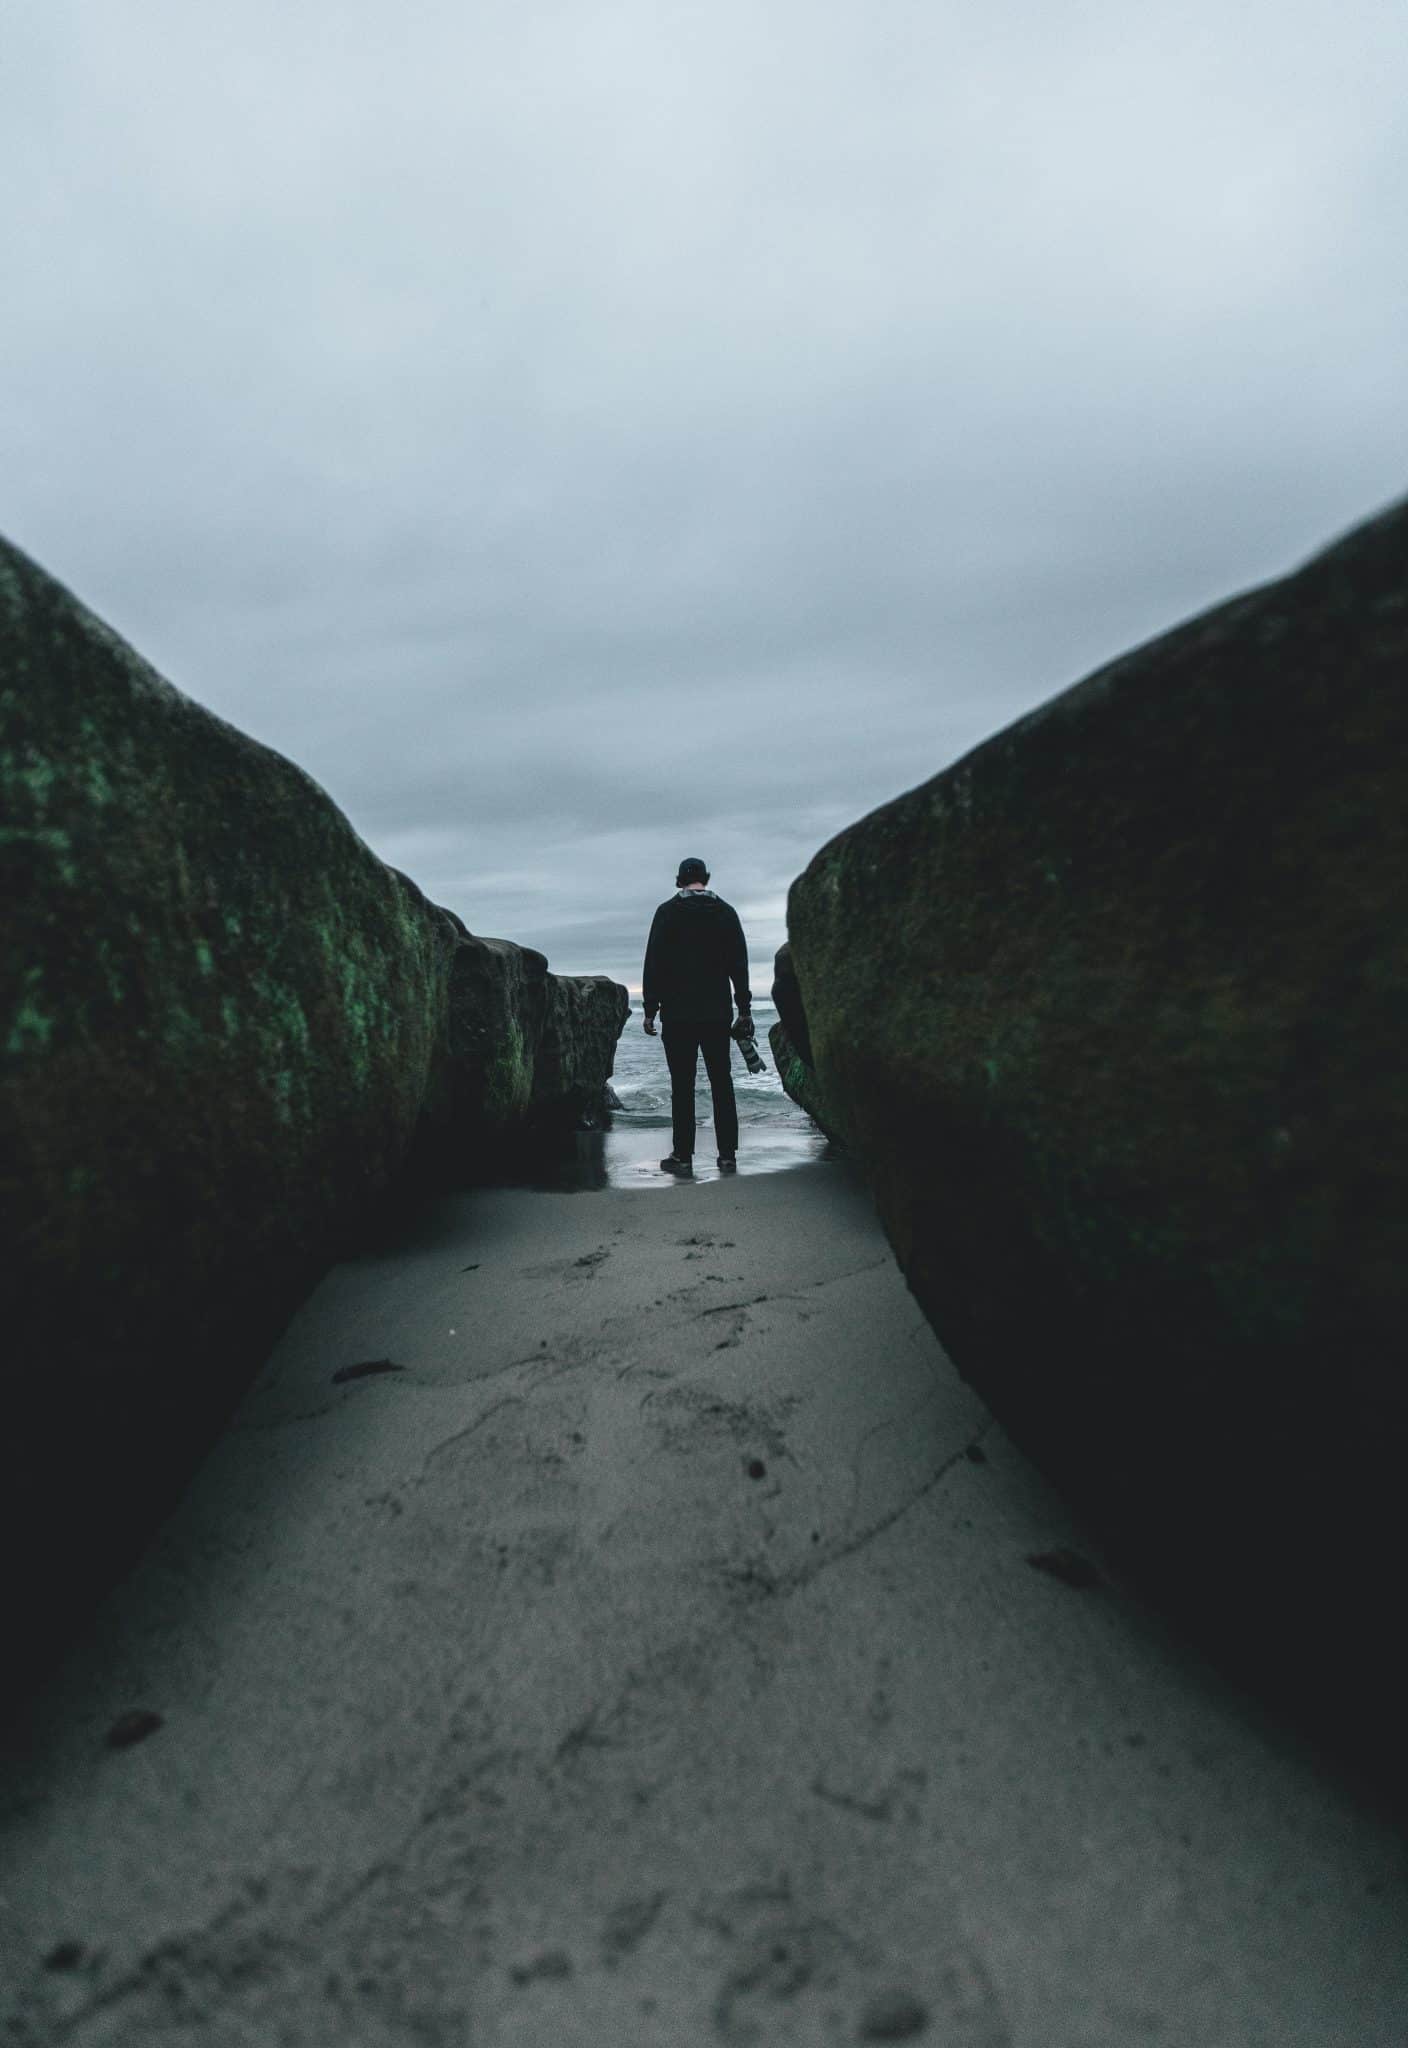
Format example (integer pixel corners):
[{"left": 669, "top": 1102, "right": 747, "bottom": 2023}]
[
  {"left": 3, "top": 1163, "right": 1405, "bottom": 2043},
  {"left": 481, "top": 1123, "right": 833, "bottom": 1193}
]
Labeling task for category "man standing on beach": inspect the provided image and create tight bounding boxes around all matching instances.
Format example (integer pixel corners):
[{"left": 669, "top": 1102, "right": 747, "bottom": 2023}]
[{"left": 642, "top": 857, "right": 752, "bottom": 1177}]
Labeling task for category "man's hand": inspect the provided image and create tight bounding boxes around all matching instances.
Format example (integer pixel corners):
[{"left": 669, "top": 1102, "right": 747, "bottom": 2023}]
[{"left": 643, "top": 1012, "right": 658, "bottom": 1036}]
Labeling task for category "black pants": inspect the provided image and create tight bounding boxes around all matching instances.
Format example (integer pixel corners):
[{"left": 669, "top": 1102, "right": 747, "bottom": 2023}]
[{"left": 662, "top": 1020, "right": 738, "bottom": 1160}]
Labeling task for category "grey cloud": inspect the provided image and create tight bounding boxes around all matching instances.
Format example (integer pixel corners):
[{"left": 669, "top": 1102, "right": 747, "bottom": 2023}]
[{"left": 4, "top": 0, "right": 1405, "bottom": 991}]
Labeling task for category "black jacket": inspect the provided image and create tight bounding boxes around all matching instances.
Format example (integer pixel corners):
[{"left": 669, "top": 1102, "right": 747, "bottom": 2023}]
[{"left": 642, "top": 890, "right": 752, "bottom": 1024}]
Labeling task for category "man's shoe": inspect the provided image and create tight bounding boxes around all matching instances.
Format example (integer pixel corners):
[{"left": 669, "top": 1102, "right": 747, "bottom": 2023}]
[
  {"left": 717, "top": 1155, "right": 737, "bottom": 1174},
  {"left": 660, "top": 1154, "right": 693, "bottom": 1177}
]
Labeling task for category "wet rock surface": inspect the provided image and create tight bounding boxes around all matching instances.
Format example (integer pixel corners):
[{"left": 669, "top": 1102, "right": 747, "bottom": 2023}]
[
  {"left": 770, "top": 942, "right": 813, "bottom": 1068},
  {"left": 770, "top": 943, "right": 841, "bottom": 1143},
  {"left": 784, "top": 497, "right": 1408, "bottom": 1752},
  {"left": 438, "top": 931, "right": 627, "bottom": 1157},
  {"left": 0, "top": 535, "right": 625, "bottom": 1660}
]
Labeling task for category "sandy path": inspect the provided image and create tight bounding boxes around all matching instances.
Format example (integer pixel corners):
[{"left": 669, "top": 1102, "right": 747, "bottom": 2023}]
[{"left": 2, "top": 1162, "right": 1405, "bottom": 2045}]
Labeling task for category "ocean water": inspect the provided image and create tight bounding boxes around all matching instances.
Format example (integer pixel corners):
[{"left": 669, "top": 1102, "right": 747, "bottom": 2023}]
[
  {"left": 603, "top": 1000, "right": 828, "bottom": 1189},
  {"left": 479, "top": 1001, "right": 830, "bottom": 1192}
]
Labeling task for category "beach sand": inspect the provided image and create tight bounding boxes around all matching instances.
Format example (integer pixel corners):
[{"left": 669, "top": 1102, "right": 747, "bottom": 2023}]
[{"left": 3, "top": 1160, "right": 1405, "bottom": 2044}]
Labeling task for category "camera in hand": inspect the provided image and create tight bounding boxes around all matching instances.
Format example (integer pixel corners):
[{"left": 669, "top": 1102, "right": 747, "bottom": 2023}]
[{"left": 730, "top": 1015, "right": 766, "bottom": 1075}]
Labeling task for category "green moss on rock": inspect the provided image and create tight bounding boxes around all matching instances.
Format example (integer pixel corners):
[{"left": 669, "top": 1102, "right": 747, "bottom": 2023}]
[
  {"left": 785, "top": 496, "right": 1408, "bottom": 1739},
  {"left": 1, "top": 533, "right": 627, "bottom": 1664}
]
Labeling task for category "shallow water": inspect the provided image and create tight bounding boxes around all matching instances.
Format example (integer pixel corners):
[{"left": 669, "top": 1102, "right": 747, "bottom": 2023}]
[
  {"left": 603, "top": 999, "right": 827, "bottom": 1188},
  {"left": 604, "top": 1119, "right": 829, "bottom": 1189},
  {"left": 484, "top": 1122, "right": 830, "bottom": 1194},
  {"left": 490, "top": 1002, "right": 830, "bottom": 1191}
]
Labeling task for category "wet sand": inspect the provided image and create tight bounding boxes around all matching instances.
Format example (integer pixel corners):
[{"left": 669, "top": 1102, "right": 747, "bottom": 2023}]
[{"left": 3, "top": 1161, "right": 1405, "bottom": 2044}]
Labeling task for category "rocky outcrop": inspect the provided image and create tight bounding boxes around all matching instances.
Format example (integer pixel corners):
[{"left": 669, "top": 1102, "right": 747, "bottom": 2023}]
[
  {"left": 0, "top": 535, "right": 626, "bottom": 1656},
  {"left": 423, "top": 937, "right": 626, "bottom": 1179},
  {"left": 770, "top": 942, "right": 812, "bottom": 1066},
  {"left": 769, "top": 943, "right": 840, "bottom": 1141},
  {"left": 783, "top": 498, "right": 1408, "bottom": 1734},
  {"left": 434, "top": 932, "right": 627, "bottom": 1161}
]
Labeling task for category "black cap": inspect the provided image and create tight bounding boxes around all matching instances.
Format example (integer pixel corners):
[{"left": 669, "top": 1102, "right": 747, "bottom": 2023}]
[{"left": 676, "top": 856, "right": 709, "bottom": 884}]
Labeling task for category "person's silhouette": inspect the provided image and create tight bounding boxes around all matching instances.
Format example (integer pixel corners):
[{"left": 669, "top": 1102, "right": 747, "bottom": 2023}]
[{"left": 641, "top": 858, "right": 752, "bottom": 1177}]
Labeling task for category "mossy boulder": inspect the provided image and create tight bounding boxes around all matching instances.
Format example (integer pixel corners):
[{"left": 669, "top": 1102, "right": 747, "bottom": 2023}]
[
  {"left": 533, "top": 964, "right": 631, "bottom": 1129},
  {"left": 437, "top": 933, "right": 626, "bottom": 1151},
  {"left": 785, "top": 498, "right": 1408, "bottom": 1730},
  {"left": 0, "top": 535, "right": 625, "bottom": 1655},
  {"left": 770, "top": 942, "right": 812, "bottom": 1066},
  {"left": 769, "top": 943, "right": 840, "bottom": 1141}
]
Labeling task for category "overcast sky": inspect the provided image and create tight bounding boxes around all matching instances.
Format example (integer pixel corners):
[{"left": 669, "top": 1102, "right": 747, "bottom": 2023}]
[{"left": 4, "top": 1, "right": 1404, "bottom": 988}]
